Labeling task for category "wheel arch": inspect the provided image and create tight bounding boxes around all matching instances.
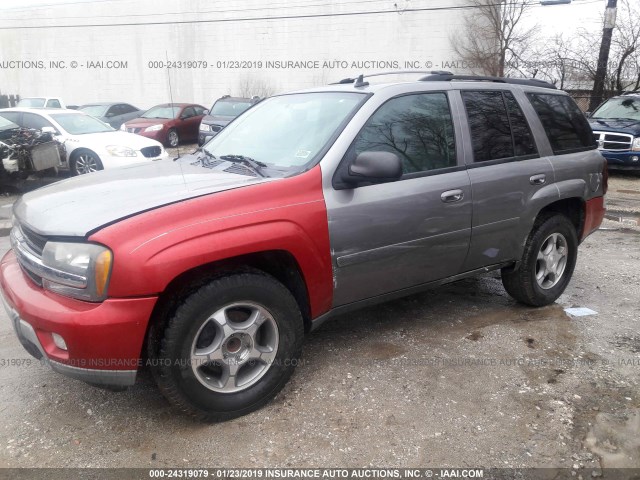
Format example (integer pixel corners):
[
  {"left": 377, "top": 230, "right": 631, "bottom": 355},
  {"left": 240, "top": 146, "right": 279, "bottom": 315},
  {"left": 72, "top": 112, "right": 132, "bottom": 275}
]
[{"left": 143, "top": 249, "right": 312, "bottom": 360}]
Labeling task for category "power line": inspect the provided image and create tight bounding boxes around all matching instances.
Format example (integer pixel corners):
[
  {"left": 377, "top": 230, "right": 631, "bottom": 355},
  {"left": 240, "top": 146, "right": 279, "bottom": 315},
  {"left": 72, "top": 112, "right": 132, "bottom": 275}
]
[
  {"left": 1, "top": 0, "right": 390, "bottom": 21},
  {"left": 0, "top": 2, "right": 545, "bottom": 30}
]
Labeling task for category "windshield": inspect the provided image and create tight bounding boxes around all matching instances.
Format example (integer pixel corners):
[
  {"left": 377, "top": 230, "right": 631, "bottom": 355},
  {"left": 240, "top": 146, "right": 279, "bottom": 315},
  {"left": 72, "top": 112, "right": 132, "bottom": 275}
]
[
  {"left": 592, "top": 97, "right": 640, "bottom": 121},
  {"left": 50, "top": 113, "right": 114, "bottom": 134},
  {"left": 203, "top": 92, "right": 366, "bottom": 172},
  {"left": 79, "top": 105, "right": 108, "bottom": 117},
  {"left": 17, "top": 98, "right": 46, "bottom": 108},
  {"left": 142, "top": 105, "right": 180, "bottom": 119},
  {"left": 210, "top": 100, "right": 252, "bottom": 117},
  {"left": 0, "top": 116, "right": 19, "bottom": 132}
]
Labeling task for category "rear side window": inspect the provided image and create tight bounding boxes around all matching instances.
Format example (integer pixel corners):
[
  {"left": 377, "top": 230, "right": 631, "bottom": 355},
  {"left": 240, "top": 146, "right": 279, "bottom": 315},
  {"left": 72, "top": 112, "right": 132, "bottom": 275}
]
[
  {"left": 526, "top": 93, "right": 595, "bottom": 154},
  {"left": 349, "top": 92, "right": 457, "bottom": 175},
  {"left": 46, "top": 99, "right": 61, "bottom": 108},
  {"left": 462, "top": 90, "right": 537, "bottom": 162}
]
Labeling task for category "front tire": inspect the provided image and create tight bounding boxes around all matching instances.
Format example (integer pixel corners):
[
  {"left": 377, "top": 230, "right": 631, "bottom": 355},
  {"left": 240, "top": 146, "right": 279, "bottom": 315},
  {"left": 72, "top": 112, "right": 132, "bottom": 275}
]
[
  {"left": 166, "top": 129, "right": 179, "bottom": 148},
  {"left": 502, "top": 213, "right": 578, "bottom": 306},
  {"left": 71, "top": 150, "right": 103, "bottom": 175},
  {"left": 150, "top": 272, "right": 304, "bottom": 421}
]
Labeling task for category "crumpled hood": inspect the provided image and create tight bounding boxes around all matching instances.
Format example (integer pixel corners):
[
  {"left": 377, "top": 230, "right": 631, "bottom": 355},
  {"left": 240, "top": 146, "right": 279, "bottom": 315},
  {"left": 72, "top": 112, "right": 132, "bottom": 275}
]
[
  {"left": 589, "top": 118, "right": 640, "bottom": 135},
  {"left": 14, "top": 156, "right": 273, "bottom": 237}
]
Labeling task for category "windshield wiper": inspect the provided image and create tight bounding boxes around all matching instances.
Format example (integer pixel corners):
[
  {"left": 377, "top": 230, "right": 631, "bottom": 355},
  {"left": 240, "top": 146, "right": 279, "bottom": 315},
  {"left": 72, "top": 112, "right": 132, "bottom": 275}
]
[{"left": 220, "top": 154, "right": 267, "bottom": 177}]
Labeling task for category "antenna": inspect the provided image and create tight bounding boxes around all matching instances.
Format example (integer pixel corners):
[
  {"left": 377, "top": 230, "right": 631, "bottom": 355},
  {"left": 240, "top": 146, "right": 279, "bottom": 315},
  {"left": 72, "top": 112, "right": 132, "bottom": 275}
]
[{"left": 165, "top": 50, "right": 181, "bottom": 160}]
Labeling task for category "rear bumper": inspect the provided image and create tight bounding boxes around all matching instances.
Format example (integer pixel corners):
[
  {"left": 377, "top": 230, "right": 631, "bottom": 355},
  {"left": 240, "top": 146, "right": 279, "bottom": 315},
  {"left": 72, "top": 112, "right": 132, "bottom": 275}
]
[
  {"left": 580, "top": 196, "right": 606, "bottom": 242},
  {"left": 0, "top": 251, "right": 157, "bottom": 387}
]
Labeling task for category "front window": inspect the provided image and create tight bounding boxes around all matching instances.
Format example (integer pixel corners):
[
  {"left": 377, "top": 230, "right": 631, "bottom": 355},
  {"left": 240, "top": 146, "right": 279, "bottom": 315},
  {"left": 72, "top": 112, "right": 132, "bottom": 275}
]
[
  {"left": 203, "top": 92, "right": 366, "bottom": 172},
  {"left": 210, "top": 101, "right": 252, "bottom": 117},
  {"left": 79, "top": 105, "right": 109, "bottom": 117},
  {"left": 141, "top": 105, "right": 180, "bottom": 119},
  {"left": 0, "top": 116, "right": 19, "bottom": 132},
  {"left": 592, "top": 97, "right": 640, "bottom": 121},
  {"left": 50, "top": 113, "right": 114, "bottom": 134},
  {"left": 17, "top": 98, "right": 46, "bottom": 108}
]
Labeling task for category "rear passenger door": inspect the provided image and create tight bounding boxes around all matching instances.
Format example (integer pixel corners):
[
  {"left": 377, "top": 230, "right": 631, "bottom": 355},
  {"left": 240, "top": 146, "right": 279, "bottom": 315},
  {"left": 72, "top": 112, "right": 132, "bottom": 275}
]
[
  {"left": 457, "top": 89, "right": 556, "bottom": 271},
  {"left": 326, "top": 92, "right": 472, "bottom": 307}
]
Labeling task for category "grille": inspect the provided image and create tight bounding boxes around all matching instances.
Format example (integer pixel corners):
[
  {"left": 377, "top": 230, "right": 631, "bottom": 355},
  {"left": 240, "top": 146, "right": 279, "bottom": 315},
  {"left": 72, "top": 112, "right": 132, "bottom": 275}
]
[
  {"left": 210, "top": 125, "right": 223, "bottom": 132},
  {"left": 19, "top": 224, "right": 47, "bottom": 256},
  {"left": 223, "top": 164, "right": 257, "bottom": 177},
  {"left": 593, "top": 131, "right": 633, "bottom": 151},
  {"left": 141, "top": 146, "right": 162, "bottom": 158}
]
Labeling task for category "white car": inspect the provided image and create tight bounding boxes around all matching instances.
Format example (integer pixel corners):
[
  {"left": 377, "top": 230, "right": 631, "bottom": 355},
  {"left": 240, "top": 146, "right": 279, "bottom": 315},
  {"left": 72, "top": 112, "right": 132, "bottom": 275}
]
[
  {"left": 0, "top": 108, "right": 168, "bottom": 175},
  {"left": 16, "top": 97, "right": 66, "bottom": 109}
]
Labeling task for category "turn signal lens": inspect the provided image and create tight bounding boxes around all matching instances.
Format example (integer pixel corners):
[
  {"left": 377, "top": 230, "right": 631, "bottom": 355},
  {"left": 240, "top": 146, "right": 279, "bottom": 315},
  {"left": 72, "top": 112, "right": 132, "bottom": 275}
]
[{"left": 95, "top": 249, "right": 113, "bottom": 297}]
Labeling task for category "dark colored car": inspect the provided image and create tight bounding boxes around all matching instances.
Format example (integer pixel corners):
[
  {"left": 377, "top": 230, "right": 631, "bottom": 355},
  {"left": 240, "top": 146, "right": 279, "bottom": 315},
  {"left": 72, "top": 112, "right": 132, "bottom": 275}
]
[
  {"left": 123, "top": 103, "right": 207, "bottom": 148},
  {"left": 78, "top": 103, "right": 143, "bottom": 129},
  {"left": 198, "top": 96, "right": 258, "bottom": 145},
  {"left": 588, "top": 92, "right": 640, "bottom": 171}
]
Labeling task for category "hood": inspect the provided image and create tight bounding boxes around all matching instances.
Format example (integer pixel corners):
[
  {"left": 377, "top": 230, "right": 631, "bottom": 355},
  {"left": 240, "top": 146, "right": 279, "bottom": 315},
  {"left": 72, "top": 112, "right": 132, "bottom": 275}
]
[
  {"left": 201, "top": 114, "right": 233, "bottom": 127},
  {"left": 125, "top": 117, "right": 172, "bottom": 128},
  {"left": 67, "top": 130, "right": 163, "bottom": 150},
  {"left": 14, "top": 155, "right": 273, "bottom": 237},
  {"left": 589, "top": 117, "right": 640, "bottom": 135}
]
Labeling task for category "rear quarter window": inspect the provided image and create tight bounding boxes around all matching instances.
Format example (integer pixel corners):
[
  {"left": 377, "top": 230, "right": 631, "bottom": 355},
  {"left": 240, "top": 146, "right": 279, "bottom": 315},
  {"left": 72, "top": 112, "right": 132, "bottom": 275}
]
[{"left": 526, "top": 93, "right": 595, "bottom": 154}]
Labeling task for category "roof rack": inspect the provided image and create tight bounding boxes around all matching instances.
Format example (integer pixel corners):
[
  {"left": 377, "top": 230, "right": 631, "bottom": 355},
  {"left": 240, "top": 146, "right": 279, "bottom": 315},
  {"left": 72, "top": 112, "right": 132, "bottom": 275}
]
[
  {"left": 419, "top": 72, "right": 557, "bottom": 89},
  {"left": 332, "top": 70, "right": 454, "bottom": 87}
]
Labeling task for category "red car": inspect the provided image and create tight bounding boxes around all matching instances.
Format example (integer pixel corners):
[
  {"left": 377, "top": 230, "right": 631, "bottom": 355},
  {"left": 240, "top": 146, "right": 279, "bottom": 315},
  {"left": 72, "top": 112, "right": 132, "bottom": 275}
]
[{"left": 122, "top": 103, "right": 207, "bottom": 147}]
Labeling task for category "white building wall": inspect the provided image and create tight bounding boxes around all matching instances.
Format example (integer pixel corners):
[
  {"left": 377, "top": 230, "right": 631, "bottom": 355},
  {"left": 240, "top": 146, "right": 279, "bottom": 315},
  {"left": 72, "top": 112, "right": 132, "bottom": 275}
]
[{"left": 0, "top": 0, "right": 471, "bottom": 109}]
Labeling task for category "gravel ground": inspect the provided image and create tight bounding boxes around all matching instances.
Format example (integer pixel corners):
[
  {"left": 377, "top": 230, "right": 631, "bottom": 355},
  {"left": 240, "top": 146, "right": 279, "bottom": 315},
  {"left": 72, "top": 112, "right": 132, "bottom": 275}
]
[{"left": 0, "top": 171, "right": 638, "bottom": 471}]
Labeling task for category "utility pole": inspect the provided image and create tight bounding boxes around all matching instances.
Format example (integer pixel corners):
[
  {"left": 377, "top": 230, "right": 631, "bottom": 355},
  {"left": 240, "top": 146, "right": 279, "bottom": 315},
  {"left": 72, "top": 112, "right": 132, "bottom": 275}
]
[{"left": 588, "top": 0, "right": 617, "bottom": 112}]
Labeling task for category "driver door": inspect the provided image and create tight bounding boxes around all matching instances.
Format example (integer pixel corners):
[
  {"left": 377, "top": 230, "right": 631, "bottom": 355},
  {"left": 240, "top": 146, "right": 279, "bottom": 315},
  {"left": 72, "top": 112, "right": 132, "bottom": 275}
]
[{"left": 325, "top": 92, "right": 472, "bottom": 307}]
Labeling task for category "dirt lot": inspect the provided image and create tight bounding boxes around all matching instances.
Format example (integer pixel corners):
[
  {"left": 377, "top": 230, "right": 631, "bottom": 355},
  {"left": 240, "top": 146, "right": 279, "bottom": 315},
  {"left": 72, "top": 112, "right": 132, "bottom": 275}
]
[{"left": 0, "top": 169, "right": 638, "bottom": 471}]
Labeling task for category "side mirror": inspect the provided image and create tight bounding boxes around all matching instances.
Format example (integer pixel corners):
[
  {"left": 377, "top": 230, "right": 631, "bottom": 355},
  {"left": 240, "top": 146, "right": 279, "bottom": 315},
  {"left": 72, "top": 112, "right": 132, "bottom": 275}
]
[
  {"left": 40, "top": 126, "right": 56, "bottom": 134},
  {"left": 585, "top": 111, "right": 592, "bottom": 118},
  {"left": 341, "top": 151, "right": 402, "bottom": 187},
  {"left": 203, "top": 109, "right": 210, "bottom": 115}
]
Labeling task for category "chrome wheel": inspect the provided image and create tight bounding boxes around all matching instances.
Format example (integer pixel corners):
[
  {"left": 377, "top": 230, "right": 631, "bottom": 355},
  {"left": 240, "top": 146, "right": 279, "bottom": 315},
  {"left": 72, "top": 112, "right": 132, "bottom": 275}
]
[
  {"left": 190, "top": 302, "right": 279, "bottom": 393},
  {"left": 535, "top": 233, "right": 568, "bottom": 290},
  {"left": 74, "top": 153, "right": 100, "bottom": 174},
  {"left": 167, "top": 130, "right": 179, "bottom": 147}
]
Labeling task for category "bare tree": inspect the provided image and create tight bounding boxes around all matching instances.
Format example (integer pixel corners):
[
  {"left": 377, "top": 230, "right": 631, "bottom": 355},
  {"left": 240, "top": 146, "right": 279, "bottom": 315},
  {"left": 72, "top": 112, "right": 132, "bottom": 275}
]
[
  {"left": 237, "top": 74, "right": 277, "bottom": 98},
  {"left": 451, "top": 0, "right": 539, "bottom": 77}
]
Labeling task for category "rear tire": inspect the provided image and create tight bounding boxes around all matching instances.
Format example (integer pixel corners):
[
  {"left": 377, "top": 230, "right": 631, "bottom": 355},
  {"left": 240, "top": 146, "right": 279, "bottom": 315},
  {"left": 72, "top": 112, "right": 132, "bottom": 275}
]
[
  {"left": 502, "top": 213, "right": 578, "bottom": 306},
  {"left": 150, "top": 272, "right": 304, "bottom": 422}
]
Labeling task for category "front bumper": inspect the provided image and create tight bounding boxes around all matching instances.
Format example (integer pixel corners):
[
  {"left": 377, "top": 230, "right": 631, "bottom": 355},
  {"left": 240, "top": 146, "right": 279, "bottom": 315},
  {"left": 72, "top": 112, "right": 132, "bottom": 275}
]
[
  {"left": 600, "top": 150, "right": 640, "bottom": 170},
  {"left": 0, "top": 251, "right": 157, "bottom": 388}
]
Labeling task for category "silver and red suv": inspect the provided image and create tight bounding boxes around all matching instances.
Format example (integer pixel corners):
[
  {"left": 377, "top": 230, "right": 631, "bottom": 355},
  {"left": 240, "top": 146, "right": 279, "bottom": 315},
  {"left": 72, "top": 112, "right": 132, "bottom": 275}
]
[{"left": 1, "top": 72, "right": 607, "bottom": 421}]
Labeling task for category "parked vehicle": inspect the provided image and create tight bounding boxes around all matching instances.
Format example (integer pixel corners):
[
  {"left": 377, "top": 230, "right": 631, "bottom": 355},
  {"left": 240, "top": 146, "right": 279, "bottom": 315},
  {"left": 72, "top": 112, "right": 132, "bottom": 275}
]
[
  {"left": 0, "top": 108, "right": 167, "bottom": 175},
  {"left": 122, "top": 103, "right": 207, "bottom": 147},
  {"left": 78, "top": 102, "right": 143, "bottom": 129},
  {"left": 1, "top": 73, "right": 606, "bottom": 421},
  {"left": 588, "top": 92, "right": 640, "bottom": 171},
  {"left": 198, "top": 95, "right": 258, "bottom": 146},
  {"left": 17, "top": 97, "right": 66, "bottom": 109},
  {"left": 0, "top": 116, "right": 61, "bottom": 179}
]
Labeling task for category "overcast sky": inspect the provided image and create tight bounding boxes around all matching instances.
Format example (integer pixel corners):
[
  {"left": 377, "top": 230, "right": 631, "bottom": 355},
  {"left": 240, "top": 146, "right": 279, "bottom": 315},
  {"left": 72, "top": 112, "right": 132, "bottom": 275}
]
[{"left": 0, "top": 0, "right": 607, "bottom": 37}]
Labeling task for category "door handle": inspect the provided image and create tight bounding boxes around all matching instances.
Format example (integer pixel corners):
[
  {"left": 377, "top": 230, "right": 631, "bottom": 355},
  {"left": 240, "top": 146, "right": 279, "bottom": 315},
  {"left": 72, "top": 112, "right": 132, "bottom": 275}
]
[
  {"left": 441, "top": 189, "right": 464, "bottom": 203},
  {"left": 530, "top": 174, "right": 546, "bottom": 185}
]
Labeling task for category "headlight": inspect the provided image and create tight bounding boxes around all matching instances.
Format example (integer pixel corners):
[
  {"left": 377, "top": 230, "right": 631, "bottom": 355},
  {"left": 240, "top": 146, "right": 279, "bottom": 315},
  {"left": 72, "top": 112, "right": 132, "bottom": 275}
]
[
  {"left": 632, "top": 137, "right": 640, "bottom": 152},
  {"left": 199, "top": 124, "right": 211, "bottom": 132},
  {"left": 106, "top": 145, "right": 137, "bottom": 157},
  {"left": 144, "top": 124, "right": 164, "bottom": 132},
  {"left": 120, "top": 124, "right": 126, "bottom": 131},
  {"left": 41, "top": 242, "right": 113, "bottom": 302}
]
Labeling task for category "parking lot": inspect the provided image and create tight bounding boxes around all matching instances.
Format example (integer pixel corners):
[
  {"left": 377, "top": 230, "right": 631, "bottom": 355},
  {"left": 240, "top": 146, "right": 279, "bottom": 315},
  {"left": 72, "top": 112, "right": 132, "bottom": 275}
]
[{"left": 0, "top": 172, "right": 638, "bottom": 471}]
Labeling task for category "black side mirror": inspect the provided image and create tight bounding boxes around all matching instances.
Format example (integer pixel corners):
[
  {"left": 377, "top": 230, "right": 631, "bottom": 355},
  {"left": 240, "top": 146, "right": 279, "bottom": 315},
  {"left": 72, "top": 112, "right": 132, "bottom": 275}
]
[
  {"left": 584, "top": 111, "right": 592, "bottom": 118},
  {"left": 340, "top": 151, "right": 402, "bottom": 187}
]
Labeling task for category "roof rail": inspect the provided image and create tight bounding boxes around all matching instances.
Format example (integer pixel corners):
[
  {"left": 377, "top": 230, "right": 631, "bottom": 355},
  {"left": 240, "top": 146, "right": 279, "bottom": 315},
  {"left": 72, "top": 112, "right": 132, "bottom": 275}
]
[
  {"left": 332, "top": 70, "right": 454, "bottom": 86},
  {"left": 419, "top": 72, "right": 557, "bottom": 89}
]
